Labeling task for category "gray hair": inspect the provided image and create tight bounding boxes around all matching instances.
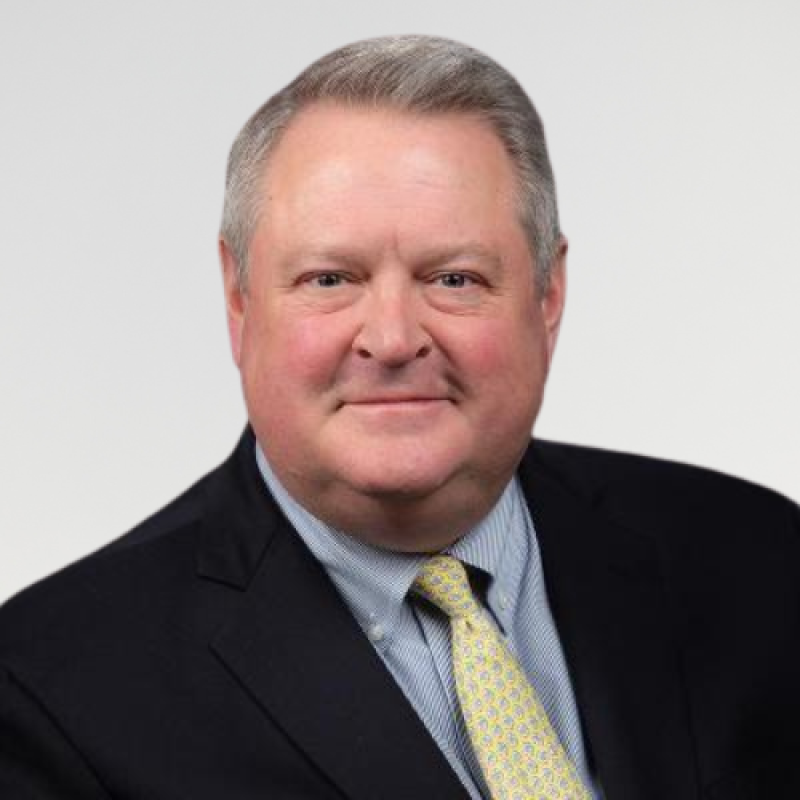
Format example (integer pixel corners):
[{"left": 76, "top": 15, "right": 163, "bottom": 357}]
[{"left": 220, "top": 35, "right": 561, "bottom": 292}]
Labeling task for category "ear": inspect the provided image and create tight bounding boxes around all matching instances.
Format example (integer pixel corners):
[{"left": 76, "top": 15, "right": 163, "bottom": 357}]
[
  {"left": 219, "top": 238, "right": 246, "bottom": 368},
  {"left": 540, "top": 236, "right": 568, "bottom": 365}
]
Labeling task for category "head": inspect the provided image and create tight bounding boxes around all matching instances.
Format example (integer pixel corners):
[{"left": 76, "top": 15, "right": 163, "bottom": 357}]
[{"left": 220, "top": 36, "right": 567, "bottom": 551}]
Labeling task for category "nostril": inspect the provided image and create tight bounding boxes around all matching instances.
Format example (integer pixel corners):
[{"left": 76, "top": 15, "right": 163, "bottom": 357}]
[
  {"left": 357, "top": 347, "right": 372, "bottom": 359},
  {"left": 417, "top": 344, "right": 432, "bottom": 358}
]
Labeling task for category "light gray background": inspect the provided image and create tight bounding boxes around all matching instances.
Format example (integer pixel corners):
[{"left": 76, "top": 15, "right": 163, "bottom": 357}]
[{"left": 2, "top": 0, "right": 798, "bottom": 601}]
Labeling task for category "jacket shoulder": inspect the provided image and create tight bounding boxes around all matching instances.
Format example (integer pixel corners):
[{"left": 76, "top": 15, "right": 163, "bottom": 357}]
[
  {"left": 529, "top": 438, "right": 793, "bottom": 502},
  {"left": 526, "top": 438, "right": 797, "bottom": 544},
  {"left": 0, "top": 463, "right": 218, "bottom": 674},
  {"left": 0, "top": 429, "right": 274, "bottom": 679}
]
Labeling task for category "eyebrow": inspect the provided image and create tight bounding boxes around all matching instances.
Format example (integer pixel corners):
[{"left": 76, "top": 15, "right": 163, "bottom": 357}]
[
  {"left": 289, "top": 243, "right": 503, "bottom": 270},
  {"left": 413, "top": 244, "right": 504, "bottom": 270}
]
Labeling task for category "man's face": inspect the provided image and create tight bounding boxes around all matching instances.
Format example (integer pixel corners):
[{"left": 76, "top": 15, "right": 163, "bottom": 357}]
[{"left": 222, "top": 104, "right": 566, "bottom": 549}]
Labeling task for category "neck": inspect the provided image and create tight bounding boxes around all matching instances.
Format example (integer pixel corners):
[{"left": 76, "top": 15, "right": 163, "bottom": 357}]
[
  {"left": 254, "top": 440, "right": 517, "bottom": 553},
  {"left": 297, "top": 484, "right": 505, "bottom": 553}
]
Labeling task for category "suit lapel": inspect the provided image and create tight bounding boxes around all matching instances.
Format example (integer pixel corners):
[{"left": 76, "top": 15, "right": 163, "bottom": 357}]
[
  {"left": 519, "top": 448, "right": 701, "bottom": 800},
  {"left": 198, "top": 431, "right": 469, "bottom": 800}
]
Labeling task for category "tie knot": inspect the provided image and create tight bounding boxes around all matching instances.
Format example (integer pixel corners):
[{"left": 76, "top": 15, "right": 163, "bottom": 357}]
[{"left": 413, "top": 555, "right": 480, "bottom": 619}]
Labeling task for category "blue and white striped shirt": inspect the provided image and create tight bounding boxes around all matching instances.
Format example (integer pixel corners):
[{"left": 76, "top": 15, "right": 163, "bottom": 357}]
[{"left": 256, "top": 444, "right": 600, "bottom": 799}]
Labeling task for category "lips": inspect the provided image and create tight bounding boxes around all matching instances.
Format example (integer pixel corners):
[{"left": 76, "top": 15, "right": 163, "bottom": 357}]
[
  {"left": 347, "top": 396, "right": 446, "bottom": 405},
  {"left": 338, "top": 383, "right": 454, "bottom": 407},
  {"left": 337, "top": 396, "right": 454, "bottom": 418}
]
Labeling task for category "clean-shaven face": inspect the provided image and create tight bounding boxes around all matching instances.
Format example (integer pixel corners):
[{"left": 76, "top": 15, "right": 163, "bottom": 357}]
[{"left": 222, "top": 104, "right": 566, "bottom": 551}]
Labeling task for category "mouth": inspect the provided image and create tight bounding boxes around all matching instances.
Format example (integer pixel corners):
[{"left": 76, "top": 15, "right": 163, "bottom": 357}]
[
  {"left": 340, "top": 397, "right": 453, "bottom": 413},
  {"left": 347, "top": 397, "right": 447, "bottom": 405}
]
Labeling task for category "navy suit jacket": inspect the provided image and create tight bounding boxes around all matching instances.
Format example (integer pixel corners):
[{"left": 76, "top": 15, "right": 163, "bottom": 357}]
[{"left": 1, "top": 429, "right": 799, "bottom": 799}]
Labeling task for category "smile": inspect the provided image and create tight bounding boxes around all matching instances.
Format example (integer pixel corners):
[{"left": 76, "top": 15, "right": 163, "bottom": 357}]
[
  {"left": 346, "top": 397, "right": 449, "bottom": 407},
  {"left": 342, "top": 398, "right": 452, "bottom": 415}
]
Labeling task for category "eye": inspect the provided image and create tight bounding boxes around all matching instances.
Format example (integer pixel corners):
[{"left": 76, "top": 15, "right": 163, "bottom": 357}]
[
  {"left": 306, "top": 272, "right": 347, "bottom": 288},
  {"left": 432, "top": 272, "right": 478, "bottom": 289}
]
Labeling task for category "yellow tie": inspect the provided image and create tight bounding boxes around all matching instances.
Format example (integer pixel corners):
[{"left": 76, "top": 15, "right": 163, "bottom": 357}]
[{"left": 413, "top": 555, "right": 591, "bottom": 800}]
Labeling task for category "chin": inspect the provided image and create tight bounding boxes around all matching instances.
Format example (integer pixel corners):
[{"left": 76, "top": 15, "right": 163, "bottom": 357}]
[
  {"left": 330, "top": 442, "right": 466, "bottom": 502},
  {"left": 352, "top": 476, "right": 449, "bottom": 502},
  {"left": 344, "top": 462, "right": 456, "bottom": 500}
]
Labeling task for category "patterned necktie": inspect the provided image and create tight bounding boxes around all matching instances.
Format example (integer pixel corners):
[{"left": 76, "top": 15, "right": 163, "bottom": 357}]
[{"left": 413, "top": 555, "right": 591, "bottom": 800}]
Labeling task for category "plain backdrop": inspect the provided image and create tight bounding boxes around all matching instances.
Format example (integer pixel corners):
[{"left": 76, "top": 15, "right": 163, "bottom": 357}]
[{"left": 2, "top": 0, "right": 798, "bottom": 601}]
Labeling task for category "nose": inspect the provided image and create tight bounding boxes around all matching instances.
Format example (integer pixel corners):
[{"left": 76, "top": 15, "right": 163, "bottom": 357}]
[{"left": 352, "top": 284, "right": 432, "bottom": 366}]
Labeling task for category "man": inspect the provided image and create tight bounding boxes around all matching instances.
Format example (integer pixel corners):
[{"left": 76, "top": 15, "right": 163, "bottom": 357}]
[{"left": 1, "top": 35, "right": 798, "bottom": 800}]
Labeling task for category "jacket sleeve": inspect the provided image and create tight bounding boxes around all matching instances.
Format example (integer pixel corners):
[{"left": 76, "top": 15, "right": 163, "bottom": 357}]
[{"left": 0, "top": 668, "right": 111, "bottom": 799}]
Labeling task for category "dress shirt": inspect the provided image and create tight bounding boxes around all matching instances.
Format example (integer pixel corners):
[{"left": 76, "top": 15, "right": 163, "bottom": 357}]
[{"left": 256, "top": 444, "right": 600, "bottom": 799}]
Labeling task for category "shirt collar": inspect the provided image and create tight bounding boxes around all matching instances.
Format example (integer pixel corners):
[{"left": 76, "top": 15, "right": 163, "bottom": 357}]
[{"left": 255, "top": 443, "right": 527, "bottom": 648}]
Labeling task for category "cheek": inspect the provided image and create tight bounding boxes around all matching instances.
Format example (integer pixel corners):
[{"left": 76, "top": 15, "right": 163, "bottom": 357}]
[
  {"left": 453, "top": 316, "right": 548, "bottom": 434},
  {"left": 459, "top": 317, "right": 545, "bottom": 383},
  {"left": 243, "top": 312, "right": 350, "bottom": 390}
]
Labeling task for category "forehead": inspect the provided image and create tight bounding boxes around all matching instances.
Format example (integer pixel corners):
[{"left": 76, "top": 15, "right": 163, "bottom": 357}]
[
  {"left": 263, "top": 102, "right": 517, "bottom": 196},
  {"left": 253, "top": 104, "right": 523, "bottom": 253}
]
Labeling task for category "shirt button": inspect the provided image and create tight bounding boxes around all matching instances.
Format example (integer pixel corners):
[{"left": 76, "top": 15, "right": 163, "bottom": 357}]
[
  {"left": 368, "top": 624, "right": 385, "bottom": 643},
  {"left": 498, "top": 594, "right": 509, "bottom": 610}
]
